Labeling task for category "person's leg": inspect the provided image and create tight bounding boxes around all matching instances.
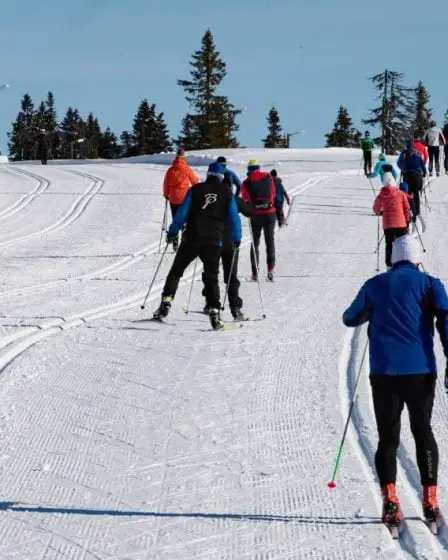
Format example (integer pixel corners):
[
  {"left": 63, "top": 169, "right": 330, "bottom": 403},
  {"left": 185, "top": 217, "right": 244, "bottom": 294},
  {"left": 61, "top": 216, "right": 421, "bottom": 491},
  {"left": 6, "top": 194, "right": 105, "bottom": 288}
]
[
  {"left": 367, "top": 151, "right": 373, "bottom": 175},
  {"left": 263, "top": 213, "right": 276, "bottom": 274},
  {"left": 444, "top": 145, "right": 448, "bottom": 173},
  {"left": 250, "top": 216, "right": 263, "bottom": 278},
  {"left": 363, "top": 151, "right": 368, "bottom": 175},
  {"left": 384, "top": 229, "right": 394, "bottom": 268},
  {"left": 199, "top": 245, "right": 222, "bottom": 311},
  {"left": 222, "top": 247, "right": 242, "bottom": 313},
  {"left": 169, "top": 203, "right": 181, "bottom": 251},
  {"left": 161, "top": 240, "right": 196, "bottom": 299},
  {"left": 434, "top": 147, "right": 440, "bottom": 174}
]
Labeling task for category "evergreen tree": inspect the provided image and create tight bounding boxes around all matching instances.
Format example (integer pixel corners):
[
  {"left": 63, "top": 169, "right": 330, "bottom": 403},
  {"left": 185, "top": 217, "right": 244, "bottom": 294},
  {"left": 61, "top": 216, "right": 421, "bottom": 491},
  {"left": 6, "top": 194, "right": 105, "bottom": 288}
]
[
  {"left": 363, "top": 70, "right": 415, "bottom": 154},
  {"left": 325, "top": 106, "right": 361, "bottom": 148},
  {"left": 152, "top": 111, "right": 172, "bottom": 153},
  {"left": 262, "top": 106, "right": 285, "bottom": 148},
  {"left": 84, "top": 112, "right": 102, "bottom": 158},
  {"left": 119, "top": 131, "right": 137, "bottom": 157},
  {"left": 413, "top": 81, "right": 432, "bottom": 139},
  {"left": 8, "top": 93, "right": 37, "bottom": 160},
  {"left": 99, "top": 128, "right": 120, "bottom": 159},
  {"left": 131, "top": 99, "right": 172, "bottom": 155},
  {"left": 58, "top": 107, "right": 85, "bottom": 158},
  {"left": 177, "top": 29, "right": 240, "bottom": 149}
]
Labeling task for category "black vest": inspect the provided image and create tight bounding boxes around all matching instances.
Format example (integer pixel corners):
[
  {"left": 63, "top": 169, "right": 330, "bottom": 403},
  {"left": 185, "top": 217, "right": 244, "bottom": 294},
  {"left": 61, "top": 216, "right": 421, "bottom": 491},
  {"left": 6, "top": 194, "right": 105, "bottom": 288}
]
[{"left": 186, "top": 177, "right": 232, "bottom": 244}]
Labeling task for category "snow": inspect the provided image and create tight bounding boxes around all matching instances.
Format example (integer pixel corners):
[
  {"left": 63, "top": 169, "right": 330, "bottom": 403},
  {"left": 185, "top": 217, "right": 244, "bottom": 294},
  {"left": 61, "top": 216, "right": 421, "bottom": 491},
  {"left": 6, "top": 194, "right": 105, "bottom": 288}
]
[{"left": 0, "top": 149, "right": 447, "bottom": 558}]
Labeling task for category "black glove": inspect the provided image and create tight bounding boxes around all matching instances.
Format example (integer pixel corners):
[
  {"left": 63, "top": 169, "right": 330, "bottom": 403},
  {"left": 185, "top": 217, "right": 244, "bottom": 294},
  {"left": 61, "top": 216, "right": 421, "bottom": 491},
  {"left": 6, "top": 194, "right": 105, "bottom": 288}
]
[
  {"left": 445, "top": 363, "right": 448, "bottom": 393},
  {"left": 166, "top": 233, "right": 176, "bottom": 244}
]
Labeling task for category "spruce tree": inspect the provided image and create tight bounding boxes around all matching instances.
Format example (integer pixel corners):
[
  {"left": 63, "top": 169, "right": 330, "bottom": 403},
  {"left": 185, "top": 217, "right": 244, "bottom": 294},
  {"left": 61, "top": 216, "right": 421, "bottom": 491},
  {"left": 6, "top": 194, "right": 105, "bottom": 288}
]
[
  {"left": 262, "top": 106, "right": 285, "bottom": 148},
  {"left": 8, "top": 93, "right": 37, "bottom": 160},
  {"left": 363, "top": 70, "right": 415, "bottom": 154},
  {"left": 99, "top": 128, "right": 120, "bottom": 159},
  {"left": 413, "top": 82, "right": 432, "bottom": 139},
  {"left": 120, "top": 131, "right": 137, "bottom": 157},
  {"left": 131, "top": 99, "right": 172, "bottom": 155},
  {"left": 58, "top": 107, "right": 85, "bottom": 158},
  {"left": 177, "top": 29, "right": 240, "bottom": 149},
  {"left": 85, "top": 113, "right": 102, "bottom": 158},
  {"left": 325, "top": 106, "right": 361, "bottom": 148}
]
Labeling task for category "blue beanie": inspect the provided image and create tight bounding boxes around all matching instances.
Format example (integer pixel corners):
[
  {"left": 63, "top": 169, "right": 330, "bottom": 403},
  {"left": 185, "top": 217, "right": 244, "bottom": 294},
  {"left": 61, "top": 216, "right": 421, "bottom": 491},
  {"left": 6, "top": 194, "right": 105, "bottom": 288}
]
[
  {"left": 207, "top": 162, "right": 226, "bottom": 181},
  {"left": 399, "top": 182, "right": 409, "bottom": 193}
]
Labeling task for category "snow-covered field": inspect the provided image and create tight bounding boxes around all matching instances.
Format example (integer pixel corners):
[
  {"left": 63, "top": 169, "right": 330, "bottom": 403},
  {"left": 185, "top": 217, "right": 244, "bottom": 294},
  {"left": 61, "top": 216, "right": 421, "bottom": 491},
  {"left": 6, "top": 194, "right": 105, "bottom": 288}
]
[{"left": 0, "top": 148, "right": 447, "bottom": 559}]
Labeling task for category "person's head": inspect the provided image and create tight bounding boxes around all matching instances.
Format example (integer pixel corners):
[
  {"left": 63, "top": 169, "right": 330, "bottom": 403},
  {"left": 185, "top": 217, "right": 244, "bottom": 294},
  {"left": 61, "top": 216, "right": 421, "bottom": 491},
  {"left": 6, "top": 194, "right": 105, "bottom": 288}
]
[
  {"left": 378, "top": 153, "right": 386, "bottom": 161},
  {"left": 399, "top": 182, "right": 409, "bottom": 193},
  {"left": 207, "top": 162, "right": 227, "bottom": 182},
  {"left": 391, "top": 234, "right": 421, "bottom": 267},
  {"left": 216, "top": 156, "right": 227, "bottom": 167},
  {"left": 430, "top": 120, "right": 437, "bottom": 128},
  {"left": 270, "top": 168, "right": 277, "bottom": 177},
  {"left": 176, "top": 145, "right": 185, "bottom": 157},
  {"left": 382, "top": 172, "right": 396, "bottom": 187},
  {"left": 247, "top": 159, "right": 260, "bottom": 175},
  {"left": 406, "top": 139, "right": 415, "bottom": 151},
  {"left": 365, "top": 130, "right": 370, "bottom": 137}
]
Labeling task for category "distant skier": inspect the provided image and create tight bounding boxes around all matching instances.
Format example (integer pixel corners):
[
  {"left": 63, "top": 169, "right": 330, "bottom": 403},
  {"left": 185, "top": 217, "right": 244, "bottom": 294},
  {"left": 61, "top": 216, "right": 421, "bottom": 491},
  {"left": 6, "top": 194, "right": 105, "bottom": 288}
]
[
  {"left": 360, "top": 131, "right": 374, "bottom": 176},
  {"left": 443, "top": 122, "right": 448, "bottom": 175},
  {"left": 397, "top": 140, "right": 426, "bottom": 221},
  {"left": 241, "top": 160, "right": 277, "bottom": 281},
  {"left": 163, "top": 146, "right": 199, "bottom": 251},
  {"left": 153, "top": 162, "right": 242, "bottom": 330},
  {"left": 216, "top": 156, "right": 241, "bottom": 196},
  {"left": 373, "top": 172, "right": 410, "bottom": 269},
  {"left": 343, "top": 234, "right": 448, "bottom": 528},
  {"left": 423, "top": 121, "right": 446, "bottom": 177},
  {"left": 36, "top": 129, "right": 49, "bottom": 165},
  {"left": 368, "top": 153, "right": 398, "bottom": 181},
  {"left": 270, "top": 169, "right": 290, "bottom": 227}
]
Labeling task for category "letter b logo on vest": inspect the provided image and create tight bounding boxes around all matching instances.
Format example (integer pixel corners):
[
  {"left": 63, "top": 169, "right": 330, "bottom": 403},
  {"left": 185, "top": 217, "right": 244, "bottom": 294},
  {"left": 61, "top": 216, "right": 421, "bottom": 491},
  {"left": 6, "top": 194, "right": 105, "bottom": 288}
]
[{"left": 202, "top": 193, "right": 218, "bottom": 209}]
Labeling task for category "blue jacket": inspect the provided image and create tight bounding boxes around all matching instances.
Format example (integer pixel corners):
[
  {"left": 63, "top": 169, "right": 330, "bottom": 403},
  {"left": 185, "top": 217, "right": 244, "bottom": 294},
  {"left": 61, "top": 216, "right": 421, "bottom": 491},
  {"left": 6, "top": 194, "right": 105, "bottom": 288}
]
[
  {"left": 168, "top": 188, "right": 242, "bottom": 245},
  {"left": 397, "top": 150, "right": 427, "bottom": 177},
  {"left": 370, "top": 161, "right": 398, "bottom": 180},
  {"left": 224, "top": 169, "right": 242, "bottom": 196},
  {"left": 343, "top": 262, "right": 448, "bottom": 375}
]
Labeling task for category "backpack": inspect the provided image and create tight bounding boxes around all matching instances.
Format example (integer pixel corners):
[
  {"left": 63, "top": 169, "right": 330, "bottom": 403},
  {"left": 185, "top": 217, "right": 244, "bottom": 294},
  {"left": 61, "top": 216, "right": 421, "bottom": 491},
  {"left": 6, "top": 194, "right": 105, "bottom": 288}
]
[{"left": 245, "top": 174, "right": 275, "bottom": 210}]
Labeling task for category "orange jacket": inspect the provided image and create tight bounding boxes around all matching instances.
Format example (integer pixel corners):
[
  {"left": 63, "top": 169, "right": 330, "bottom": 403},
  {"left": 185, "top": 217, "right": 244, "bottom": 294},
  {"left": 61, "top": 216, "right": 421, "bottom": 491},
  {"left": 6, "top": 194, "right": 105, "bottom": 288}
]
[
  {"left": 373, "top": 187, "right": 410, "bottom": 229},
  {"left": 163, "top": 157, "right": 199, "bottom": 205}
]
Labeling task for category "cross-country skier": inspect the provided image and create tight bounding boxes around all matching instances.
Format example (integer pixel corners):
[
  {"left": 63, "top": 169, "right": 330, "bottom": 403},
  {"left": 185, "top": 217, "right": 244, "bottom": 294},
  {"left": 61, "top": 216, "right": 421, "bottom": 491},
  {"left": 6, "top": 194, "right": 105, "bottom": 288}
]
[
  {"left": 163, "top": 146, "right": 199, "bottom": 251},
  {"left": 153, "top": 162, "right": 242, "bottom": 330},
  {"left": 443, "top": 122, "right": 448, "bottom": 175},
  {"left": 36, "top": 129, "right": 49, "bottom": 165},
  {"left": 216, "top": 156, "right": 241, "bottom": 196},
  {"left": 360, "top": 131, "right": 374, "bottom": 176},
  {"left": 343, "top": 234, "right": 448, "bottom": 528},
  {"left": 241, "top": 160, "right": 277, "bottom": 281},
  {"left": 423, "top": 120, "right": 446, "bottom": 177},
  {"left": 368, "top": 153, "right": 398, "bottom": 181},
  {"left": 373, "top": 172, "right": 410, "bottom": 269},
  {"left": 270, "top": 169, "right": 290, "bottom": 227},
  {"left": 397, "top": 140, "right": 426, "bottom": 221}
]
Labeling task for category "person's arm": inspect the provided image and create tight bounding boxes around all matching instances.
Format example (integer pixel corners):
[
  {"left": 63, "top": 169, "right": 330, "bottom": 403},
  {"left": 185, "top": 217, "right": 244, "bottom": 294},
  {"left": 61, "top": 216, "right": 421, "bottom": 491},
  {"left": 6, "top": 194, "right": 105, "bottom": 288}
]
[
  {"left": 342, "top": 283, "right": 372, "bottom": 327},
  {"left": 240, "top": 180, "right": 250, "bottom": 203},
  {"left": 372, "top": 195, "right": 382, "bottom": 215},
  {"left": 227, "top": 197, "right": 242, "bottom": 243},
  {"left": 167, "top": 188, "right": 192, "bottom": 236},
  {"left": 235, "top": 196, "right": 255, "bottom": 217},
  {"left": 163, "top": 171, "right": 170, "bottom": 200},
  {"left": 370, "top": 162, "right": 380, "bottom": 178},
  {"left": 187, "top": 167, "right": 200, "bottom": 185},
  {"left": 283, "top": 186, "right": 291, "bottom": 204},
  {"left": 231, "top": 171, "right": 242, "bottom": 196},
  {"left": 402, "top": 192, "right": 410, "bottom": 224},
  {"left": 397, "top": 152, "right": 405, "bottom": 171}
]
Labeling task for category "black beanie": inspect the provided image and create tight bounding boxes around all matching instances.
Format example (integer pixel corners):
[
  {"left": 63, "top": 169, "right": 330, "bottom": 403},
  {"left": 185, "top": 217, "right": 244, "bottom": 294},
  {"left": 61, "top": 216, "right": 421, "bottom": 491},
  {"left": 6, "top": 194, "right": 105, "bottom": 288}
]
[
  {"left": 217, "top": 156, "right": 227, "bottom": 164},
  {"left": 270, "top": 169, "right": 277, "bottom": 177}
]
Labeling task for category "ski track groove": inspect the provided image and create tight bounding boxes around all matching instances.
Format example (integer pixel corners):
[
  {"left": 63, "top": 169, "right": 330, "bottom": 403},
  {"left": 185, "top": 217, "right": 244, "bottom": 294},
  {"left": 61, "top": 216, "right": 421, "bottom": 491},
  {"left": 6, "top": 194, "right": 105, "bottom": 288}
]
[
  {"left": 0, "top": 166, "right": 51, "bottom": 221},
  {"left": 342, "top": 326, "right": 447, "bottom": 559}
]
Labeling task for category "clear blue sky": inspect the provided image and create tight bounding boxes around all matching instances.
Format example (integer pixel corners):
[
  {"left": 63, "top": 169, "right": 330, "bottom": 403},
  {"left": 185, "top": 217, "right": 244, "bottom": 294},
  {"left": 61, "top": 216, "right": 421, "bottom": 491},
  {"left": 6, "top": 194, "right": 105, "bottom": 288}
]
[{"left": 0, "top": 0, "right": 446, "bottom": 153}]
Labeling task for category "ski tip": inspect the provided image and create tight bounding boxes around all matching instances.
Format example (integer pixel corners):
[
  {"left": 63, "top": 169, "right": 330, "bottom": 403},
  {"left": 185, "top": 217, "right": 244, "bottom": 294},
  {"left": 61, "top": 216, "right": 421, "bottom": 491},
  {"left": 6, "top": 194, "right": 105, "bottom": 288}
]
[{"left": 328, "top": 481, "right": 336, "bottom": 489}]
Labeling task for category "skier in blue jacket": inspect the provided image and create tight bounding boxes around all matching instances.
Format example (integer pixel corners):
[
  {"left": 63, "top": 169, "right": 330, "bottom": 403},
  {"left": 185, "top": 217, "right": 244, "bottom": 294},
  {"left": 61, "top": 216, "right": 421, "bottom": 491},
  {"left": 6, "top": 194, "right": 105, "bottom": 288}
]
[
  {"left": 368, "top": 153, "right": 398, "bottom": 181},
  {"left": 216, "top": 156, "right": 241, "bottom": 196},
  {"left": 397, "top": 141, "right": 427, "bottom": 220},
  {"left": 343, "top": 234, "right": 448, "bottom": 527}
]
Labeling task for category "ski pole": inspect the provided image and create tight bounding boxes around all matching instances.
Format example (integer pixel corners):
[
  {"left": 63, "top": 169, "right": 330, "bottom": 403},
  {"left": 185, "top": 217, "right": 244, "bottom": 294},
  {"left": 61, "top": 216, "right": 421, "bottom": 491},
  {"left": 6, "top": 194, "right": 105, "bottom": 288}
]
[
  {"left": 328, "top": 338, "right": 369, "bottom": 489},
  {"left": 368, "top": 178, "right": 376, "bottom": 197},
  {"left": 221, "top": 247, "right": 238, "bottom": 311},
  {"left": 140, "top": 243, "right": 169, "bottom": 309},
  {"left": 248, "top": 219, "right": 266, "bottom": 319},
  {"left": 183, "top": 258, "right": 198, "bottom": 314},
  {"left": 374, "top": 232, "right": 384, "bottom": 254},
  {"left": 414, "top": 223, "right": 426, "bottom": 253},
  {"left": 376, "top": 215, "right": 381, "bottom": 272},
  {"left": 158, "top": 200, "right": 168, "bottom": 253}
]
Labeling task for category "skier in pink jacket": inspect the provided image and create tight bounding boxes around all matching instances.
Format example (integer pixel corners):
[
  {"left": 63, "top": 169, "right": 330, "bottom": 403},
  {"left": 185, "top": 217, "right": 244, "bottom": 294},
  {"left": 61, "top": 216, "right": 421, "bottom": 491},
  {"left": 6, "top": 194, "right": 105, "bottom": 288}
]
[{"left": 373, "top": 173, "right": 411, "bottom": 269}]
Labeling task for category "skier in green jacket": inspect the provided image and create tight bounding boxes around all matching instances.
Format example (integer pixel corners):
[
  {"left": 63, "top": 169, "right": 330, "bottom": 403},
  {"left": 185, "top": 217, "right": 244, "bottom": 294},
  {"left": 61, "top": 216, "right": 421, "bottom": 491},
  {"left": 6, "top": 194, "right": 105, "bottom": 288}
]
[{"left": 361, "top": 131, "right": 375, "bottom": 176}]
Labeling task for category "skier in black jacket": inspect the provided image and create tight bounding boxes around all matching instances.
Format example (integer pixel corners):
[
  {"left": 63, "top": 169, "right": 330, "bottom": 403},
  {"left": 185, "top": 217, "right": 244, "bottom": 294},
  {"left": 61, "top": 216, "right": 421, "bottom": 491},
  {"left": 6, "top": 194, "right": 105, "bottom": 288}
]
[{"left": 153, "top": 163, "right": 242, "bottom": 330}]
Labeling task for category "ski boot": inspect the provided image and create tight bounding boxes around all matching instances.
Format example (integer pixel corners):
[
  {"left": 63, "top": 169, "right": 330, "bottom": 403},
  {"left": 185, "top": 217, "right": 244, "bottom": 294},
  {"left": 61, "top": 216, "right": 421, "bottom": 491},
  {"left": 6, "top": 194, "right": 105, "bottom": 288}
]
[
  {"left": 231, "top": 307, "right": 245, "bottom": 321},
  {"left": 153, "top": 296, "right": 172, "bottom": 320},
  {"left": 381, "top": 483, "right": 402, "bottom": 526},
  {"left": 267, "top": 269, "right": 274, "bottom": 282},
  {"left": 203, "top": 304, "right": 210, "bottom": 314},
  {"left": 209, "top": 308, "right": 224, "bottom": 331},
  {"left": 423, "top": 484, "right": 440, "bottom": 522},
  {"left": 251, "top": 273, "right": 258, "bottom": 282}
]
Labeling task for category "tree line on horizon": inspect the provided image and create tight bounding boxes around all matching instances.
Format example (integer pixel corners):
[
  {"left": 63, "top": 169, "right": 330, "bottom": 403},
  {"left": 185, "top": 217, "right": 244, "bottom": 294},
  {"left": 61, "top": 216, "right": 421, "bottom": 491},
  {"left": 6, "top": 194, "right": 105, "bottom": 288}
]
[{"left": 6, "top": 30, "right": 448, "bottom": 161}]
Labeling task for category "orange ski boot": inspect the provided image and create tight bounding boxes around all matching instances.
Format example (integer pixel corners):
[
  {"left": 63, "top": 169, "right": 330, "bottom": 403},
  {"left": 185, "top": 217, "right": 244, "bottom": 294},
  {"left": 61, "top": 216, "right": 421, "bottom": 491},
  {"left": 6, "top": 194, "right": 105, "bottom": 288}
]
[
  {"left": 423, "top": 484, "right": 440, "bottom": 522},
  {"left": 381, "top": 483, "right": 402, "bottom": 526}
]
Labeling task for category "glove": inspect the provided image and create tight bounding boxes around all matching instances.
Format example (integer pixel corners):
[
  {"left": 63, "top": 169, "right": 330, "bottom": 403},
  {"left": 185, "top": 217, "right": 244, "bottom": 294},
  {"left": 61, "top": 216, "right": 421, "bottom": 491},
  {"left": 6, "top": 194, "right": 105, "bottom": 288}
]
[
  {"left": 445, "top": 363, "right": 448, "bottom": 393},
  {"left": 164, "top": 195, "right": 169, "bottom": 201},
  {"left": 166, "top": 233, "right": 176, "bottom": 244},
  {"left": 233, "top": 241, "right": 241, "bottom": 249}
]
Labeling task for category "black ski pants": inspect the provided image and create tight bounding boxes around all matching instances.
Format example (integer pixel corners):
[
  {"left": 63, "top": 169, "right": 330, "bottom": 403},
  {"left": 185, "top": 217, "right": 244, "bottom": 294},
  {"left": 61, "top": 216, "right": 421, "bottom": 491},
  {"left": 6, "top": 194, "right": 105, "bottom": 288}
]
[
  {"left": 428, "top": 146, "right": 440, "bottom": 174},
  {"left": 250, "top": 213, "right": 276, "bottom": 276},
  {"left": 403, "top": 172, "right": 423, "bottom": 217},
  {"left": 363, "top": 151, "right": 372, "bottom": 175},
  {"left": 370, "top": 374, "right": 438, "bottom": 487},
  {"left": 201, "top": 243, "right": 243, "bottom": 311},
  {"left": 162, "top": 240, "right": 222, "bottom": 309},
  {"left": 384, "top": 228, "right": 407, "bottom": 267},
  {"left": 444, "top": 145, "right": 448, "bottom": 173},
  {"left": 275, "top": 204, "right": 287, "bottom": 226}
]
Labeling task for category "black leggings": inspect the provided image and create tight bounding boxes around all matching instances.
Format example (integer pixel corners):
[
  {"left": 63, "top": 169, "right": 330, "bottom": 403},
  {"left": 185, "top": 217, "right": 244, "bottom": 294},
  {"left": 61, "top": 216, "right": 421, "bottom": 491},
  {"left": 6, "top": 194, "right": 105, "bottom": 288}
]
[
  {"left": 371, "top": 374, "right": 438, "bottom": 486},
  {"left": 384, "top": 228, "right": 407, "bottom": 267},
  {"left": 444, "top": 145, "right": 448, "bottom": 173},
  {"left": 363, "top": 151, "right": 372, "bottom": 175},
  {"left": 428, "top": 146, "right": 440, "bottom": 174}
]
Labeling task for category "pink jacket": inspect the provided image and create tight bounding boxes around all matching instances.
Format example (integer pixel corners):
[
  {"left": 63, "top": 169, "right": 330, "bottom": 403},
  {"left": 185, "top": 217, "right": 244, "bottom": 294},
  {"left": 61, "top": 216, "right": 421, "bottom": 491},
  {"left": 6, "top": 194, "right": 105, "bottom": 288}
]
[{"left": 373, "top": 187, "right": 410, "bottom": 229}]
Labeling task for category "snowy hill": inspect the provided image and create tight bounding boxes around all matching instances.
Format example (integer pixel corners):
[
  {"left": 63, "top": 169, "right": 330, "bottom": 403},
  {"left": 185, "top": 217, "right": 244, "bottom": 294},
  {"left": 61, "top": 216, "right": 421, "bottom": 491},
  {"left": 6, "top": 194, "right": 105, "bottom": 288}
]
[{"left": 0, "top": 149, "right": 447, "bottom": 558}]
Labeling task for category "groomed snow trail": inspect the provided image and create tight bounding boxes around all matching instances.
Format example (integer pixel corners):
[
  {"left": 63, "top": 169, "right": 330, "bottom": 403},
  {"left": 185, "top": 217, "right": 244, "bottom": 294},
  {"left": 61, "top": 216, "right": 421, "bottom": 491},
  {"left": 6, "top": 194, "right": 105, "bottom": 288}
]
[{"left": 0, "top": 150, "right": 446, "bottom": 559}]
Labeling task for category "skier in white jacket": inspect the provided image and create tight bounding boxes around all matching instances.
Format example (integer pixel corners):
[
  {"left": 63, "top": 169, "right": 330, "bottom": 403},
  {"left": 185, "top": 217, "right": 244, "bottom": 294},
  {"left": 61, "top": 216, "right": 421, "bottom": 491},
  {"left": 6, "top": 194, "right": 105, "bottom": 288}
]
[{"left": 424, "top": 121, "right": 446, "bottom": 177}]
